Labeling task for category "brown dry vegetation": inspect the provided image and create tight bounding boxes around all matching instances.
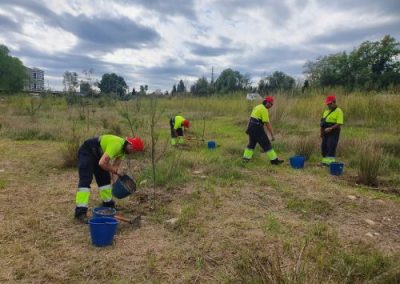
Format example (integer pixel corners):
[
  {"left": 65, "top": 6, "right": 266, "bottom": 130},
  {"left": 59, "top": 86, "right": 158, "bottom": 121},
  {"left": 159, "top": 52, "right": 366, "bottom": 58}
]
[{"left": 0, "top": 92, "right": 399, "bottom": 283}]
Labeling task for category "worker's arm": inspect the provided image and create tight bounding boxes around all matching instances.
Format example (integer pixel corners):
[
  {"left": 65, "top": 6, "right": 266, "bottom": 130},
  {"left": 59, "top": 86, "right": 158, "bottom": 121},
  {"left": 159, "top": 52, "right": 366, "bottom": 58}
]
[
  {"left": 264, "top": 122, "right": 275, "bottom": 141},
  {"left": 324, "top": 124, "right": 341, "bottom": 133},
  {"left": 99, "top": 153, "right": 119, "bottom": 175}
]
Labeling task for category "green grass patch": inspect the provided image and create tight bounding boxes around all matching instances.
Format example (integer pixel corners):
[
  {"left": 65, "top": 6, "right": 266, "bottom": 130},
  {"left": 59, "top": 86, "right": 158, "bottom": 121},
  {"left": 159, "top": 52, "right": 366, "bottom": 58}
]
[
  {"left": 0, "top": 178, "right": 5, "bottom": 190},
  {"left": 263, "top": 213, "right": 282, "bottom": 235},
  {"left": 287, "top": 197, "right": 333, "bottom": 218}
]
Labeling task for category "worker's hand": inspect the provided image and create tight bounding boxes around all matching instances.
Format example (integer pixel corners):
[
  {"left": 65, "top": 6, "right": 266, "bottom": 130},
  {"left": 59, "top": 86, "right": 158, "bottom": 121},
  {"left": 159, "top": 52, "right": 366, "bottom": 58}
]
[
  {"left": 271, "top": 135, "right": 275, "bottom": 141},
  {"left": 111, "top": 166, "right": 124, "bottom": 177},
  {"left": 324, "top": 127, "right": 332, "bottom": 133}
]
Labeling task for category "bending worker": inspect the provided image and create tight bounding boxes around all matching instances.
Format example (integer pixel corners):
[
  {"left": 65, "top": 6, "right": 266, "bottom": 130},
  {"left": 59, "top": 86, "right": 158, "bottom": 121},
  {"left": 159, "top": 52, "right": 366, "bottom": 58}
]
[
  {"left": 74, "top": 135, "right": 144, "bottom": 222},
  {"left": 243, "top": 96, "right": 284, "bottom": 165},
  {"left": 170, "top": 115, "right": 190, "bottom": 146},
  {"left": 320, "top": 94, "right": 344, "bottom": 165}
]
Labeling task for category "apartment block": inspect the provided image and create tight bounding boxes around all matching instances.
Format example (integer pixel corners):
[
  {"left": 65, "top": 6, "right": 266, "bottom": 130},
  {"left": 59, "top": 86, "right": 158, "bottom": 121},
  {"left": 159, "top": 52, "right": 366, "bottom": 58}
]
[{"left": 25, "top": 67, "right": 45, "bottom": 91}]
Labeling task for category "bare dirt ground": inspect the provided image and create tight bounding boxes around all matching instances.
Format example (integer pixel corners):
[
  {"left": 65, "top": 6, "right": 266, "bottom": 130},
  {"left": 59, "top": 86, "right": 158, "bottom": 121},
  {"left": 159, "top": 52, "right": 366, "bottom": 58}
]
[{"left": 0, "top": 140, "right": 399, "bottom": 283}]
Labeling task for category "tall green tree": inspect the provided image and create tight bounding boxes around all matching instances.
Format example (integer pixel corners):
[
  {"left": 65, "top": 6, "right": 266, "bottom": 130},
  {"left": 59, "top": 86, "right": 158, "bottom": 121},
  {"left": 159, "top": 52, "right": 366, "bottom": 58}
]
[
  {"left": 171, "top": 84, "right": 177, "bottom": 95},
  {"left": 139, "top": 85, "right": 148, "bottom": 96},
  {"left": 190, "top": 76, "right": 209, "bottom": 96},
  {"left": 98, "top": 73, "right": 128, "bottom": 97},
  {"left": 0, "top": 44, "right": 28, "bottom": 92},
  {"left": 214, "top": 68, "right": 248, "bottom": 93},
  {"left": 177, "top": 80, "right": 186, "bottom": 93},
  {"left": 258, "top": 71, "right": 295, "bottom": 93}
]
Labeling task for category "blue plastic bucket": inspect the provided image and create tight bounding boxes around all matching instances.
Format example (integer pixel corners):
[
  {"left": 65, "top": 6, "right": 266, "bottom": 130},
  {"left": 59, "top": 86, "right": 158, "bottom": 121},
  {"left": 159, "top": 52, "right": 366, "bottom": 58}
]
[
  {"left": 329, "top": 162, "right": 344, "bottom": 176},
  {"left": 207, "top": 141, "right": 216, "bottom": 149},
  {"left": 289, "top": 155, "right": 305, "bottom": 169},
  {"left": 88, "top": 217, "right": 118, "bottom": 247},
  {"left": 112, "top": 175, "right": 136, "bottom": 199},
  {"left": 92, "top": 207, "right": 116, "bottom": 218}
]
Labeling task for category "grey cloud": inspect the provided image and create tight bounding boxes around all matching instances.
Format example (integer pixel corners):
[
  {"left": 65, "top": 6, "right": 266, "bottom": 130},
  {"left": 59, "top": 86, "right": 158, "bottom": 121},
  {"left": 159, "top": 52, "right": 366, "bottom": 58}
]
[
  {"left": 0, "top": 15, "right": 20, "bottom": 32},
  {"left": 310, "top": 21, "right": 400, "bottom": 46},
  {"left": 212, "top": 0, "right": 291, "bottom": 25},
  {"left": 59, "top": 15, "right": 161, "bottom": 52},
  {"left": 319, "top": 0, "right": 400, "bottom": 15},
  {"left": 116, "top": 0, "right": 197, "bottom": 19},
  {"left": 188, "top": 42, "right": 241, "bottom": 57}
]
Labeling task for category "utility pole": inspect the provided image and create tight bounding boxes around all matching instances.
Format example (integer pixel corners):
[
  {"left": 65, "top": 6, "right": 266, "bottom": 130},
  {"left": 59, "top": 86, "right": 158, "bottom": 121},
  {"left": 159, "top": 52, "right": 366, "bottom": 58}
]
[{"left": 211, "top": 66, "right": 214, "bottom": 84}]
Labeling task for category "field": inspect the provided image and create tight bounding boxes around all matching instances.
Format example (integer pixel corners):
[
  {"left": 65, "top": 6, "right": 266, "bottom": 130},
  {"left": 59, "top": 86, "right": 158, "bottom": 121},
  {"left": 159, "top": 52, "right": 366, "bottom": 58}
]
[{"left": 0, "top": 91, "right": 399, "bottom": 283}]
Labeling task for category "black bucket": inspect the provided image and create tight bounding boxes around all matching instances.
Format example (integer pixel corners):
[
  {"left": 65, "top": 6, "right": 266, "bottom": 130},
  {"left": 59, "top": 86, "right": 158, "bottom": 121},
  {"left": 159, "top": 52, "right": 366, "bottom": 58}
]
[{"left": 112, "top": 175, "right": 136, "bottom": 199}]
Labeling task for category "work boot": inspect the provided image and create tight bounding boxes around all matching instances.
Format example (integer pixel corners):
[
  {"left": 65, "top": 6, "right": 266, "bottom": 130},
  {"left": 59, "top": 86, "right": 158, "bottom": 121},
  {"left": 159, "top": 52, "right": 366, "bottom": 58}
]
[
  {"left": 270, "top": 158, "right": 284, "bottom": 165},
  {"left": 102, "top": 200, "right": 115, "bottom": 208},
  {"left": 74, "top": 207, "right": 88, "bottom": 224},
  {"left": 242, "top": 157, "right": 251, "bottom": 163}
]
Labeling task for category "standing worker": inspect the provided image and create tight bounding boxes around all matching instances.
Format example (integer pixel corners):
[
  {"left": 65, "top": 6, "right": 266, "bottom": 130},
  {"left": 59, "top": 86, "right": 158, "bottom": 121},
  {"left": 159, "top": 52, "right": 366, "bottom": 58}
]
[
  {"left": 170, "top": 115, "right": 190, "bottom": 146},
  {"left": 74, "top": 135, "right": 144, "bottom": 222},
  {"left": 320, "top": 94, "right": 344, "bottom": 165},
  {"left": 243, "top": 96, "right": 284, "bottom": 165}
]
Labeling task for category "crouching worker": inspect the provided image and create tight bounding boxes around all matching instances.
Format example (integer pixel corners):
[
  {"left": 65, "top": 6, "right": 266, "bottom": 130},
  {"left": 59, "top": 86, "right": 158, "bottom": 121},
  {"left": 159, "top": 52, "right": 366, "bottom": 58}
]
[
  {"left": 243, "top": 96, "right": 284, "bottom": 165},
  {"left": 320, "top": 94, "right": 344, "bottom": 165},
  {"left": 74, "top": 135, "right": 144, "bottom": 222},
  {"left": 170, "top": 115, "right": 190, "bottom": 146}
]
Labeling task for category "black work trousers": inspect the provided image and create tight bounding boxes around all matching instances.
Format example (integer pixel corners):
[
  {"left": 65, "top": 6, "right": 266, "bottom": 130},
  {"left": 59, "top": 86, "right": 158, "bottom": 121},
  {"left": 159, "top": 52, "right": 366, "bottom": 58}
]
[
  {"left": 246, "top": 123, "right": 272, "bottom": 152},
  {"left": 77, "top": 137, "right": 110, "bottom": 188},
  {"left": 321, "top": 130, "right": 340, "bottom": 157},
  {"left": 170, "top": 118, "right": 183, "bottom": 137}
]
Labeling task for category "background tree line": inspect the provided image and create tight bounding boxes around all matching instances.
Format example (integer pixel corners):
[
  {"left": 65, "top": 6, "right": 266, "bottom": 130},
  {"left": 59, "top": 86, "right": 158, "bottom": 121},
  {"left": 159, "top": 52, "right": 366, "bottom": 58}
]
[{"left": 303, "top": 35, "right": 400, "bottom": 91}]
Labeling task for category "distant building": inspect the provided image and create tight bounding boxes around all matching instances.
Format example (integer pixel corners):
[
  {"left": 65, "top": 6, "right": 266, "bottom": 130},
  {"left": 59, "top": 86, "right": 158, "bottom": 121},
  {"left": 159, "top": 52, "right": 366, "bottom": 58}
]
[{"left": 24, "top": 67, "right": 45, "bottom": 92}]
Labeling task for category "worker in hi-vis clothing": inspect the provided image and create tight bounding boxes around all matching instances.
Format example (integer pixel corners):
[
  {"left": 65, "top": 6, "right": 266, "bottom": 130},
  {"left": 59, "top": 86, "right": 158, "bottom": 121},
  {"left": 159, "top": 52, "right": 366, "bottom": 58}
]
[
  {"left": 243, "top": 96, "right": 284, "bottom": 165},
  {"left": 170, "top": 115, "right": 190, "bottom": 146},
  {"left": 320, "top": 94, "right": 344, "bottom": 165},
  {"left": 74, "top": 135, "right": 144, "bottom": 222}
]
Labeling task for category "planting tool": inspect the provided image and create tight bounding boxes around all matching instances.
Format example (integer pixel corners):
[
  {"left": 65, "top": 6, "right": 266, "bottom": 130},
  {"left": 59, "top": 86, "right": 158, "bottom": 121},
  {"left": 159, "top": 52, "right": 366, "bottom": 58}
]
[
  {"left": 187, "top": 135, "right": 205, "bottom": 142},
  {"left": 114, "top": 214, "right": 141, "bottom": 228}
]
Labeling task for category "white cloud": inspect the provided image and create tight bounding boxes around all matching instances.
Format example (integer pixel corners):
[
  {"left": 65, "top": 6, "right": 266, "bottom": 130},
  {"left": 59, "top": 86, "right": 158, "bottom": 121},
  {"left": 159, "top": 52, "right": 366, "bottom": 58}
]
[{"left": 22, "top": 22, "right": 78, "bottom": 54}]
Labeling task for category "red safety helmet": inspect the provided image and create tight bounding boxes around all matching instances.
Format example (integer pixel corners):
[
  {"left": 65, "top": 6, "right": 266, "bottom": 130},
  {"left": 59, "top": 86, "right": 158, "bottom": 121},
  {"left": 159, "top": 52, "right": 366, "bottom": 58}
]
[
  {"left": 126, "top": 137, "right": 144, "bottom": 152},
  {"left": 264, "top": 96, "right": 274, "bottom": 104},
  {"left": 325, "top": 94, "right": 336, "bottom": 105},
  {"left": 182, "top": 119, "right": 190, "bottom": 128}
]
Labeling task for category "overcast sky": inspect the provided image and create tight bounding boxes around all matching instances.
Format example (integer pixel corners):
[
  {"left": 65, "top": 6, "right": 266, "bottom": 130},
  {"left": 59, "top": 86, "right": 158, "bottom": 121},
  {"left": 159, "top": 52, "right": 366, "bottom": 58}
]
[{"left": 1, "top": 0, "right": 399, "bottom": 92}]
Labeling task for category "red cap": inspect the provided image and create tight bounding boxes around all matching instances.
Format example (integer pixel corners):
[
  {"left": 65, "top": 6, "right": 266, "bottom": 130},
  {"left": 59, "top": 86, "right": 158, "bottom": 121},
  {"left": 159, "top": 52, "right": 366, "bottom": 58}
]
[
  {"left": 182, "top": 119, "right": 190, "bottom": 128},
  {"left": 126, "top": 137, "right": 144, "bottom": 152},
  {"left": 264, "top": 96, "right": 274, "bottom": 104},
  {"left": 325, "top": 95, "right": 336, "bottom": 105}
]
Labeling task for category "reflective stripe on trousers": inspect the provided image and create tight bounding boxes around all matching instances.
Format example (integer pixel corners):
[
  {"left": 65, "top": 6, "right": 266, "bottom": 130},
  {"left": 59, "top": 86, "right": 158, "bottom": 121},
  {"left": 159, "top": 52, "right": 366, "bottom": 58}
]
[
  {"left": 99, "top": 184, "right": 112, "bottom": 202},
  {"left": 75, "top": 187, "right": 90, "bottom": 207}
]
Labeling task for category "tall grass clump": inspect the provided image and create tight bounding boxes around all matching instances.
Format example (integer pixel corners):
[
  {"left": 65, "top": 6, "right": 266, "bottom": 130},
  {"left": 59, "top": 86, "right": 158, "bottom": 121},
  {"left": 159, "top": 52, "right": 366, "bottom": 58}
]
[
  {"left": 290, "top": 135, "right": 317, "bottom": 160},
  {"left": 357, "top": 141, "right": 385, "bottom": 186},
  {"left": 61, "top": 124, "right": 81, "bottom": 168}
]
